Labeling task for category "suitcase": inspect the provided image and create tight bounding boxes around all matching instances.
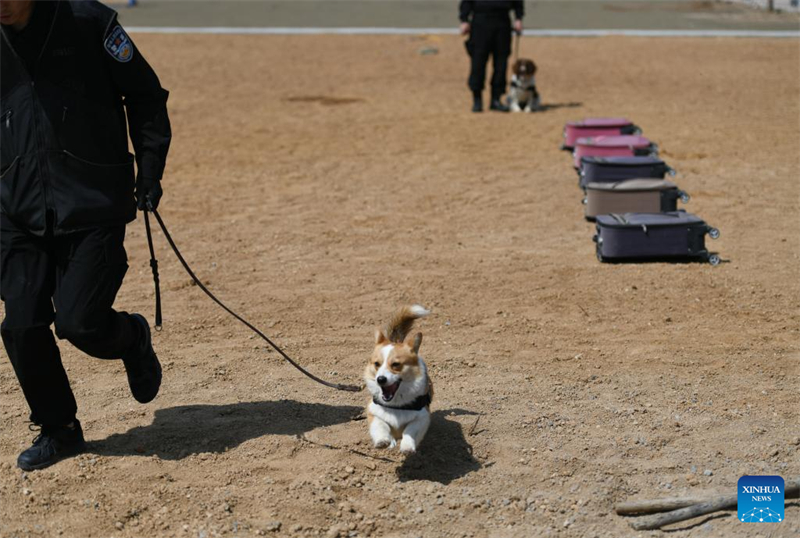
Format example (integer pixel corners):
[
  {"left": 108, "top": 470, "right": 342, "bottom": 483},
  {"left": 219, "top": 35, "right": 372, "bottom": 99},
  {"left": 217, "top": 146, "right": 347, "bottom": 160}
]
[
  {"left": 593, "top": 211, "right": 720, "bottom": 265},
  {"left": 579, "top": 156, "right": 674, "bottom": 190},
  {"left": 584, "top": 179, "right": 689, "bottom": 220},
  {"left": 573, "top": 135, "right": 657, "bottom": 169},
  {"left": 562, "top": 117, "right": 640, "bottom": 150}
]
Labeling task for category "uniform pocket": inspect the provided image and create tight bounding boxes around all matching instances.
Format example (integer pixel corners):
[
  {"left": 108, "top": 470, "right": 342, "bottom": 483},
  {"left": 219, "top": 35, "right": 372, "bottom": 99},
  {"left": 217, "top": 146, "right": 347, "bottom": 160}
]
[
  {"left": 47, "top": 150, "right": 136, "bottom": 230},
  {"left": 0, "top": 155, "right": 48, "bottom": 234},
  {"left": 0, "top": 110, "right": 14, "bottom": 170}
]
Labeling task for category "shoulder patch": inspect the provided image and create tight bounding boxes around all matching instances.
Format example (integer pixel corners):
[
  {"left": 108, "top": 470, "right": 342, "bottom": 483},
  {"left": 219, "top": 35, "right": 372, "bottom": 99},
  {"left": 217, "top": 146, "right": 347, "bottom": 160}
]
[{"left": 104, "top": 25, "right": 134, "bottom": 63}]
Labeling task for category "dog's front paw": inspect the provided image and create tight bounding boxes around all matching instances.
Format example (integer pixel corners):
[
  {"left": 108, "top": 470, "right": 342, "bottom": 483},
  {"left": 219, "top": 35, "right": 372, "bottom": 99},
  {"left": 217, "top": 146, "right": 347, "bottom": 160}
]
[
  {"left": 510, "top": 103, "right": 522, "bottom": 113},
  {"left": 373, "top": 437, "right": 396, "bottom": 449},
  {"left": 399, "top": 438, "right": 417, "bottom": 455}
]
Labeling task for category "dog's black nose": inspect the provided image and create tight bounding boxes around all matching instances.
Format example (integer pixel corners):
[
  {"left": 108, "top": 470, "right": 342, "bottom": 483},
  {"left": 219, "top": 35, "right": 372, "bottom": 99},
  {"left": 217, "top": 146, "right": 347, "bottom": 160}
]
[{"left": 377, "top": 376, "right": 387, "bottom": 386}]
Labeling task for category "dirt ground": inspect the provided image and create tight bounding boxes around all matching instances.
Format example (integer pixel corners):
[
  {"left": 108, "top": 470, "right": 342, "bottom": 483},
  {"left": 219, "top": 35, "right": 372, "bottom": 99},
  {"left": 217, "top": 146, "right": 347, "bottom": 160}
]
[{"left": 1, "top": 34, "right": 799, "bottom": 538}]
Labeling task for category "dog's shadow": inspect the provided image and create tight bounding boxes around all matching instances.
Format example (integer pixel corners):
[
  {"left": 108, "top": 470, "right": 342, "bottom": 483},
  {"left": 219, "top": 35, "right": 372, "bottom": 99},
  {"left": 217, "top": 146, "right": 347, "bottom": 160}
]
[
  {"left": 536, "top": 101, "right": 583, "bottom": 112},
  {"left": 90, "top": 400, "right": 361, "bottom": 460},
  {"left": 396, "top": 409, "right": 481, "bottom": 485}
]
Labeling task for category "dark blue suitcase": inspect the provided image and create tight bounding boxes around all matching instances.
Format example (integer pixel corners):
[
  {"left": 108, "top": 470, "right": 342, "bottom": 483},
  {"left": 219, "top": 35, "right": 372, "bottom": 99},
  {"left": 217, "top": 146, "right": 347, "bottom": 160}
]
[
  {"left": 579, "top": 156, "right": 674, "bottom": 190},
  {"left": 593, "top": 211, "right": 720, "bottom": 265}
]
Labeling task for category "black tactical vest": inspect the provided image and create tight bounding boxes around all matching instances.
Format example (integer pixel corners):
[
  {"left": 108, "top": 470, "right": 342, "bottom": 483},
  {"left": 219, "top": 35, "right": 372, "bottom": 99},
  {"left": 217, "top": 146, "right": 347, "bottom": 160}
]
[{"left": 1, "top": 1, "right": 136, "bottom": 235}]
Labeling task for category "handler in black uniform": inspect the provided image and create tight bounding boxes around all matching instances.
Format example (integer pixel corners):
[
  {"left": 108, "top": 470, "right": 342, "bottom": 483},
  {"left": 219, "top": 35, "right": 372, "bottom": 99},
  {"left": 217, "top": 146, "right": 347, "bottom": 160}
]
[
  {"left": 0, "top": 0, "right": 171, "bottom": 470},
  {"left": 459, "top": 0, "right": 524, "bottom": 112}
]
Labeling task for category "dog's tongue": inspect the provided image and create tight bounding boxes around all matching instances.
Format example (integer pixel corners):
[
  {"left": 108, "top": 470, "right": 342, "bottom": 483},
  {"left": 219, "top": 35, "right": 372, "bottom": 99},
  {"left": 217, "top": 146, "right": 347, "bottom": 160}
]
[{"left": 381, "top": 381, "right": 400, "bottom": 402}]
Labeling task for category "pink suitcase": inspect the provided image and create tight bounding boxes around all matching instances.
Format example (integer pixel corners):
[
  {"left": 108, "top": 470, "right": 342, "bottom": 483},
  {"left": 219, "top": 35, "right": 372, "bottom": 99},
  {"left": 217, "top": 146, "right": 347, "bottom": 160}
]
[
  {"left": 562, "top": 118, "right": 640, "bottom": 150},
  {"left": 573, "top": 135, "right": 657, "bottom": 169}
]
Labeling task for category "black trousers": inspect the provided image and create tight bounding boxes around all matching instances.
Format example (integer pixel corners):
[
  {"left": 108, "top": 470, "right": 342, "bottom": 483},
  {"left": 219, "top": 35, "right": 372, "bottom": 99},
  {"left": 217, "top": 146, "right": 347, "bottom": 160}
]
[
  {"left": 1, "top": 214, "right": 140, "bottom": 427},
  {"left": 467, "top": 14, "right": 513, "bottom": 98}
]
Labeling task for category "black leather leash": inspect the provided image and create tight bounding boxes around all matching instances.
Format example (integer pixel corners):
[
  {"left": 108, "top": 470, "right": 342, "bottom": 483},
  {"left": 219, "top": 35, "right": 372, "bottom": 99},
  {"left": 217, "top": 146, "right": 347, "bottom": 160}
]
[{"left": 143, "top": 205, "right": 361, "bottom": 393}]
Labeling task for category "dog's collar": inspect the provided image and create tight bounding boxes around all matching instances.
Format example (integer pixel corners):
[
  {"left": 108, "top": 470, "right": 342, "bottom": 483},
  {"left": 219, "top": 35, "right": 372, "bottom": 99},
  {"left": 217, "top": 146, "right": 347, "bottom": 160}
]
[
  {"left": 511, "top": 79, "right": 535, "bottom": 89},
  {"left": 372, "top": 392, "right": 431, "bottom": 411}
]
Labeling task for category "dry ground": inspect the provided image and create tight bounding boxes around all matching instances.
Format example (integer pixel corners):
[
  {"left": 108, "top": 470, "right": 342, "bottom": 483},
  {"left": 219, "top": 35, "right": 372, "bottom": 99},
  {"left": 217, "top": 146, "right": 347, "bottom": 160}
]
[{"left": 1, "top": 34, "right": 799, "bottom": 538}]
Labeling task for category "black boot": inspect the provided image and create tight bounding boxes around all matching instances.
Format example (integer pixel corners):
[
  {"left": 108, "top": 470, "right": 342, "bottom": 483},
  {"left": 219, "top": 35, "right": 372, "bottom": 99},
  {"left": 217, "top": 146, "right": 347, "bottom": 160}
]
[
  {"left": 471, "top": 91, "right": 482, "bottom": 113},
  {"left": 489, "top": 96, "right": 509, "bottom": 112},
  {"left": 123, "top": 314, "right": 162, "bottom": 404},
  {"left": 18, "top": 420, "right": 86, "bottom": 471}
]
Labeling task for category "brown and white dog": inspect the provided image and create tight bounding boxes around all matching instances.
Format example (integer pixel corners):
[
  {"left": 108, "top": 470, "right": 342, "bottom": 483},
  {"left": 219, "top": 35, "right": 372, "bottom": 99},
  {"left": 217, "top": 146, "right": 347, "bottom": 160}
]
[
  {"left": 364, "top": 305, "right": 433, "bottom": 455},
  {"left": 508, "top": 59, "right": 541, "bottom": 113}
]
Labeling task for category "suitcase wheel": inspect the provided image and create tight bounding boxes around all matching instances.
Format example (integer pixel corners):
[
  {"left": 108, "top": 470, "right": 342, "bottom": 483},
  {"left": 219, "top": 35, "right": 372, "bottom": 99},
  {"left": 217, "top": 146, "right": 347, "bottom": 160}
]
[
  {"left": 668, "top": 167, "right": 678, "bottom": 177},
  {"left": 679, "top": 191, "right": 690, "bottom": 204},
  {"left": 708, "top": 253, "right": 721, "bottom": 266},
  {"left": 582, "top": 197, "right": 587, "bottom": 205},
  {"left": 708, "top": 227, "right": 720, "bottom": 240}
]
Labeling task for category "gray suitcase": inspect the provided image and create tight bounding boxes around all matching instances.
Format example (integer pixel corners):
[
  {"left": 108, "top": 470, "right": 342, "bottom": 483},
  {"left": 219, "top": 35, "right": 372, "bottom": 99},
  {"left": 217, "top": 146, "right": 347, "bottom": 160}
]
[
  {"left": 584, "top": 179, "right": 689, "bottom": 220},
  {"left": 593, "top": 211, "right": 720, "bottom": 265}
]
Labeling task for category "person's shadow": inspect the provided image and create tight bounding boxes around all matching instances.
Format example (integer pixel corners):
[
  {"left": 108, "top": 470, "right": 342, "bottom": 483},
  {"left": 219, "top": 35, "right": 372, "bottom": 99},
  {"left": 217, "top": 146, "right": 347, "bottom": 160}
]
[
  {"left": 90, "top": 400, "right": 361, "bottom": 460},
  {"left": 536, "top": 101, "right": 582, "bottom": 112},
  {"left": 395, "top": 409, "right": 482, "bottom": 485}
]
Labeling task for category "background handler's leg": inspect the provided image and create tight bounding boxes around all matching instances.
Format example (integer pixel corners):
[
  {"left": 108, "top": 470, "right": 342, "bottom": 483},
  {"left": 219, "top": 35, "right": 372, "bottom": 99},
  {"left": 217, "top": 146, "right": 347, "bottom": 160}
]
[{"left": 490, "top": 23, "right": 513, "bottom": 104}]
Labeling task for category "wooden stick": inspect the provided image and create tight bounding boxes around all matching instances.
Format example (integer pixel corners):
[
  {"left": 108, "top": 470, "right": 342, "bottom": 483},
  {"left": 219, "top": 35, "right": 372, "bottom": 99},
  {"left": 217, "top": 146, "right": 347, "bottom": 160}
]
[
  {"left": 628, "top": 479, "right": 799, "bottom": 531},
  {"left": 615, "top": 496, "right": 708, "bottom": 515},
  {"left": 629, "top": 493, "right": 737, "bottom": 530}
]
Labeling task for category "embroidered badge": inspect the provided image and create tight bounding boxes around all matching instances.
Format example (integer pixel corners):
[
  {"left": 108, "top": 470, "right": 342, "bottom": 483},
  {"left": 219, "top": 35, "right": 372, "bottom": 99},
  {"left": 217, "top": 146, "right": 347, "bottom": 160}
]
[{"left": 104, "top": 26, "right": 133, "bottom": 63}]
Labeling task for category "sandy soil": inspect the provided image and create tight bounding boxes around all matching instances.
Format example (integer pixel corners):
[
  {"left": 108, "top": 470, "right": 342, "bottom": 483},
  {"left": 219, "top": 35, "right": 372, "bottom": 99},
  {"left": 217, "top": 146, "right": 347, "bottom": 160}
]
[{"left": 1, "top": 34, "right": 799, "bottom": 538}]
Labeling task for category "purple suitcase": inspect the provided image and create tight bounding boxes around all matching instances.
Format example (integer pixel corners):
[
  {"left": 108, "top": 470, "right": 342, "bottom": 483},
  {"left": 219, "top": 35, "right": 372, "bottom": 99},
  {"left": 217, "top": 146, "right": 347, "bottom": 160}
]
[
  {"left": 579, "top": 156, "right": 674, "bottom": 190},
  {"left": 593, "top": 211, "right": 720, "bottom": 265},
  {"left": 562, "top": 118, "right": 641, "bottom": 150}
]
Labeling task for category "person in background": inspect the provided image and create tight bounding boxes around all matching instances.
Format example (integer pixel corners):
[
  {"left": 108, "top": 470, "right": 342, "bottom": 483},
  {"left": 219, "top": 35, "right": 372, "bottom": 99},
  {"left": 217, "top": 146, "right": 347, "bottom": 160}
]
[
  {"left": 459, "top": 0, "right": 524, "bottom": 112},
  {"left": 0, "top": 0, "right": 170, "bottom": 470}
]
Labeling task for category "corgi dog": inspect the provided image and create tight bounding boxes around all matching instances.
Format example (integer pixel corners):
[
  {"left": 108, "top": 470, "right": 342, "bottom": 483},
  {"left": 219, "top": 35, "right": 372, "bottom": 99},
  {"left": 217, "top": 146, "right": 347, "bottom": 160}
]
[
  {"left": 364, "top": 305, "right": 433, "bottom": 455},
  {"left": 508, "top": 58, "right": 541, "bottom": 113}
]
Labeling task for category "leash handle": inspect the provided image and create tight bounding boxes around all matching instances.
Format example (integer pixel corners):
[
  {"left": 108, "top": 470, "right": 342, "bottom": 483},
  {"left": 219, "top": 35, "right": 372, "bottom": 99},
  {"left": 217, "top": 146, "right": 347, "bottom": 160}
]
[
  {"left": 144, "top": 209, "right": 162, "bottom": 330},
  {"left": 144, "top": 206, "right": 362, "bottom": 393},
  {"left": 514, "top": 30, "right": 521, "bottom": 62}
]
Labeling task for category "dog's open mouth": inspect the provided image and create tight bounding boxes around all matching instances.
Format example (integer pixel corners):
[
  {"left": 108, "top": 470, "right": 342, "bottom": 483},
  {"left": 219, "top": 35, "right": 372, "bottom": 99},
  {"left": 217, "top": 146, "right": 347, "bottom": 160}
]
[{"left": 381, "top": 381, "right": 401, "bottom": 402}]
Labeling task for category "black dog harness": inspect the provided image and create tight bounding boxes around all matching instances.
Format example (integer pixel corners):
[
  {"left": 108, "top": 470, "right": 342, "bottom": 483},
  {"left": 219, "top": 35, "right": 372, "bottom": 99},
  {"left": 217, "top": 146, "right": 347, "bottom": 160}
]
[{"left": 372, "top": 392, "right": 432, "bottom": 411}]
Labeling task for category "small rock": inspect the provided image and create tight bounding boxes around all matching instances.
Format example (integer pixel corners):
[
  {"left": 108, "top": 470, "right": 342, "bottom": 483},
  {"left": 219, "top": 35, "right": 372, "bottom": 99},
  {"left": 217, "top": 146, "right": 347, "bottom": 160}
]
[
  {"left": 326, "top": 525, "right": 344, "bottom": 538},
  {"left": 345, "top": 466, "right": 355, "bottom": 474},
  {"left": 704, "top": 469, "right": 713, "bottom": 476},
  {"left": 418, "top": 47, "right": 439, "bottom": 55},
  {"left": 115, "top": 522, "right": 124, "bottom": 530},
  {"left": 265, "top": 521, "right": 281, "bottom": 532}
]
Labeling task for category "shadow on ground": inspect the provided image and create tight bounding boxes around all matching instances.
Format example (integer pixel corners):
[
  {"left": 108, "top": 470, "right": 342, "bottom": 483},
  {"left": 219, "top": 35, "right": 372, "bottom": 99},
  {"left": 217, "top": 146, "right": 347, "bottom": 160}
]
[
  {"left": 537, "top": 101, "right": 582, "bottom": 112},
  {"left": 90, "top": 400, "right": 361, "bottom": 460},
  {"left": 396, "top": 408, "right": 481, "bottom": 485}
]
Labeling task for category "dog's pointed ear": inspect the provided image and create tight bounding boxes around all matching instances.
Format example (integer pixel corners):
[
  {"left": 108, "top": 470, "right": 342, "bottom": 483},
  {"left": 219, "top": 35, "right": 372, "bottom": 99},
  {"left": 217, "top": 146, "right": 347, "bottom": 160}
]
[
  {"left": 375, "top": 328, "right": 388, "bottom": 345},
  {"left": 405, "top": 332, "right": 422, "bottom": 354}
]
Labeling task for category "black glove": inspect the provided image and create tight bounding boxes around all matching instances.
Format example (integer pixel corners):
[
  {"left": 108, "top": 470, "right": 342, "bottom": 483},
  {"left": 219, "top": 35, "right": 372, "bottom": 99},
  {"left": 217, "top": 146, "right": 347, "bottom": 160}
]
[{"left": 135, "top": 176, "right": 163, "bottom": 211}]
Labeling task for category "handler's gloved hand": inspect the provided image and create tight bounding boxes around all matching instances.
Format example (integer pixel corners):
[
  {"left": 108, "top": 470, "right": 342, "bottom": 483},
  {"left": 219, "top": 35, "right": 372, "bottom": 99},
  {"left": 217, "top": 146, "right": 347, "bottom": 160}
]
[{"left": 135, "top": 176, "right": 163, "bottom": 211}]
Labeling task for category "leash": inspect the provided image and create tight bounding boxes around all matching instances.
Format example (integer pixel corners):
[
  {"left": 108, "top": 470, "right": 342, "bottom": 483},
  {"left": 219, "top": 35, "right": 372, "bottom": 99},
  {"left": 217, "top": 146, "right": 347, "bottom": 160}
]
[
  {"left": 143, "top": 204, "right": 362, "bottom": 393},
  {"left": 513, "top": 29, "right": 521, "bottom": 62}
]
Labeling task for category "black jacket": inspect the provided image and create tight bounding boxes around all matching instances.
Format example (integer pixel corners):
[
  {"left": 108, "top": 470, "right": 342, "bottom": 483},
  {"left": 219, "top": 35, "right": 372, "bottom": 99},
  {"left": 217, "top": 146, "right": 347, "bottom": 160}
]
[
  {"left": 459, "top": 1, "right": 524, "bottom": 22},
  {"left": 0, "top": 0, "right": 171, "bottom": 235}
]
